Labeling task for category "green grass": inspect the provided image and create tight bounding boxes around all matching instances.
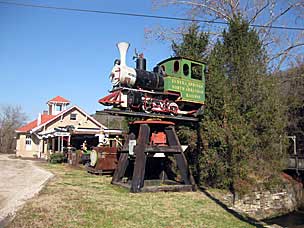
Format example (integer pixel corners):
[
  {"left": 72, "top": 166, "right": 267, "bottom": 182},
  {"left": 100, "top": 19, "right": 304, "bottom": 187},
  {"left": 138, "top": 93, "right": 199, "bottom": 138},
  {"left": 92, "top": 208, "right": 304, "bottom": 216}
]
[{"left": 8, "top": 164, "right": 259, "bottom": 228}]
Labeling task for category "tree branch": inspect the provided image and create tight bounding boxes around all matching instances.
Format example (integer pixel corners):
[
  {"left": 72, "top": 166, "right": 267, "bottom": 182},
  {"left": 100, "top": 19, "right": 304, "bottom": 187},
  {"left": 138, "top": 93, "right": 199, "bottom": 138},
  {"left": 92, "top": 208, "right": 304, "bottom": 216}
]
[
  {"left": 167, "top": 0, "right": 233, "bottom": 21},
  {"left": 249, "top": 0, "right": 269, "bottom": 24},
  {"left": 264, "top": 2, "right": 301, "bottom": 28},
  {"left": 268, "top": 42, "right": 304, "bottom": 64}
]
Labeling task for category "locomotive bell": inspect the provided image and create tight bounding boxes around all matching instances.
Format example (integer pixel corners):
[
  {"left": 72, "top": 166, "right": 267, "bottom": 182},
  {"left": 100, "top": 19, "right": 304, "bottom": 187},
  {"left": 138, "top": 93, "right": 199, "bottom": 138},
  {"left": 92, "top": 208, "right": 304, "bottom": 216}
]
[{"left": 117, "top": 42, "right": 130, "bottom": 66}]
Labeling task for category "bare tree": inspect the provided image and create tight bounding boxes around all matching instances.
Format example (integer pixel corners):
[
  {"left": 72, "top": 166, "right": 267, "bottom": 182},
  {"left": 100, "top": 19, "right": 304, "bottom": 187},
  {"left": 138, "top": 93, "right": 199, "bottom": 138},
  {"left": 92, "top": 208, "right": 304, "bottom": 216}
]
[
  {"left": 0, "top": 105, "right": 27, "bottom": 154},
  {"left": 151, "top": 0, "right": 304, "bottom": 70}
]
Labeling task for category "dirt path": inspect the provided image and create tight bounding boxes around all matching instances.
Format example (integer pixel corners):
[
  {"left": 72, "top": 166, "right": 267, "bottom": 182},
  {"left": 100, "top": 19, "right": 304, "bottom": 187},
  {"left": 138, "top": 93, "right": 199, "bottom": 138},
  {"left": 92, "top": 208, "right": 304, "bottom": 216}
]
[{"left": 0, "top": 154, "right": 53, "bottom": 226}]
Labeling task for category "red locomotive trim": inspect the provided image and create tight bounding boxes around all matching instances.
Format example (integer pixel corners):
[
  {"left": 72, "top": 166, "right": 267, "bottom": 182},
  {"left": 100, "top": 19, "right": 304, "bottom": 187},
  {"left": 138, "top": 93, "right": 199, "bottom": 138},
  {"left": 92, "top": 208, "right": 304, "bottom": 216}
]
[{"left": 98, "top": 90, "right": 124, "bottom": 105}]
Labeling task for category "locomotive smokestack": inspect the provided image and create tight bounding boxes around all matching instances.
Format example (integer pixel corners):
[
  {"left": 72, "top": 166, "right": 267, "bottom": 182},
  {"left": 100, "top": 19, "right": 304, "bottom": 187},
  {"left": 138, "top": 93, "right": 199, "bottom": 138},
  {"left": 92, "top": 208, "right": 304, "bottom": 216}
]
[
  {"left": 117, "top": 42, "right": 130, "bottom": 67},
  {"left": 136, "top": 54, "right": 146, "bottom": 70}
]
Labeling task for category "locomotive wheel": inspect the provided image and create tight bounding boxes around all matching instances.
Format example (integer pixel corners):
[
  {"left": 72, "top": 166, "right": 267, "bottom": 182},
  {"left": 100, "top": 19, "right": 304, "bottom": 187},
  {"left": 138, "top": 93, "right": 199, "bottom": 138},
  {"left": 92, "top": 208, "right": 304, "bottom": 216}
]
[
  {"left": 142, "top": 99, "right": 153, "bottom": 113},
  {"left": 169, "top": 102, "right": 178, "bottom": 116}
]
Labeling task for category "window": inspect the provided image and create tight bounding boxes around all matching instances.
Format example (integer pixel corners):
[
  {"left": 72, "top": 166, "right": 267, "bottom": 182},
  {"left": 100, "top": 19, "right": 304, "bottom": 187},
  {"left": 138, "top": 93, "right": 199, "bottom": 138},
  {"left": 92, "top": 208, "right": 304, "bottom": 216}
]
[
  {"left": 25, "top": 135, "right": 31, "bottom": 145},
  {"left": 161, "top": 65, "right": 165, "bottom": 72},
  {"left": 55, "top": 104, "right": 62, "bottom": 112},
  {"left": 25, "top": 135, "right": 32, "bottom": 151},
  {"left": 173, "top": 61, "right": 180, "bottom": 72},
  {"left": 191, "top": 63, "right": 203, "bottom": 80},
  {"left": 70, "top": 113, "right": 77, "bottom": 120},
  {"left": 183, "top": 64, "right": 189, "bottom": 76}
]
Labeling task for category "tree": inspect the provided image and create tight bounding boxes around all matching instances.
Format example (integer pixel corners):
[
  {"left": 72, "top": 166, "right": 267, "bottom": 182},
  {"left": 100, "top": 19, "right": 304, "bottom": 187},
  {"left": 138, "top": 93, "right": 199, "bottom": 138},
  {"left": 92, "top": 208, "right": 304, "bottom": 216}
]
[
  {"left": 200, "top": 16, "right": 287, "bottom": 195},
  {"left": 0, "top": 105, "right": 27, "bottom": 154},
  {"left": 172, "top": 23, "right": 208, "bottom": 62},
  {"left": 171, "top": 23, "right": 209, "bottom": 181},
  {"left": 170, "top": 16, "right": 288, "bottom": 195},
  {"left": 152, "top": 0, "right": 304, "bottom": 70},
  {"left": 279, "top": 62, "right": 304, "bottom": 155}
]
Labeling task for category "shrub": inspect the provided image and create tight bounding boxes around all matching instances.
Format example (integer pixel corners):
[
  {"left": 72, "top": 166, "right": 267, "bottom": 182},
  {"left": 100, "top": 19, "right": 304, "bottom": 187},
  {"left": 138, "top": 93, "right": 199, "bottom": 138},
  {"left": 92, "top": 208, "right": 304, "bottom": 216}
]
[{"left": 50, "top": 153, "right": 65, "bottom": 164}]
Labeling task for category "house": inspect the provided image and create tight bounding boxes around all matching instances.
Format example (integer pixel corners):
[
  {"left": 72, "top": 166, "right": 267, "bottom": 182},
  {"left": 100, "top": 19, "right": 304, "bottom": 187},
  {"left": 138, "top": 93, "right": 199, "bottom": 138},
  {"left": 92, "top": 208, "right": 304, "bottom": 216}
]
[{"left": 15, "top": 96, "right": 107, "bottom": 159}]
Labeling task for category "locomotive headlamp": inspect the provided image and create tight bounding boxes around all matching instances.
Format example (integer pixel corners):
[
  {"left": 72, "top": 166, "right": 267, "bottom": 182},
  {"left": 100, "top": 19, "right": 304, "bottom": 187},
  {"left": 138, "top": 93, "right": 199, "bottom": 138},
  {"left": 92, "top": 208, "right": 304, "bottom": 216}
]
[{"left": 114, "top": 59, "right": 120, "bottom": 66}]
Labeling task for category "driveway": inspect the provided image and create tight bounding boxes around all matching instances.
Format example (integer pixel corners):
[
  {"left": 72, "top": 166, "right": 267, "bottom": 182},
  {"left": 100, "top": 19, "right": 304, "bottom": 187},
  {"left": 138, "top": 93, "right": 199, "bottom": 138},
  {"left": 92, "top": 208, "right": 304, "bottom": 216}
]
[{"left": 0, "top": 154, "right": 53, "bottom": 226}]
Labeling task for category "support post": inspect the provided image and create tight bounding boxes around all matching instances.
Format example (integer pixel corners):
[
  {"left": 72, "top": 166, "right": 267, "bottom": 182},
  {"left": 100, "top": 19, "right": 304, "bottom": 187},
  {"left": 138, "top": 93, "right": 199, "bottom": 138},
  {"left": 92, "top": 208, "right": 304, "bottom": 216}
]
[
  {"left": 57, "top": 136, "right": 60, "bottom": 152},
  {"left": 165, "top": 126, "right": 192, "bottom": 185},
  {"left": 112, "top": 133, "right": 135, "bottom": 183},
  {"left": 52, "top": 138, "right": 55, "bottom": 153},
  {"left": 131, "top": 124, "right": 150, "bottom": 193},
  {"left": 61, "top": 136, "right": 64, "bottom": 152},
  {"left": 111, "top": 120, "right": 195, "bottom": 193}
]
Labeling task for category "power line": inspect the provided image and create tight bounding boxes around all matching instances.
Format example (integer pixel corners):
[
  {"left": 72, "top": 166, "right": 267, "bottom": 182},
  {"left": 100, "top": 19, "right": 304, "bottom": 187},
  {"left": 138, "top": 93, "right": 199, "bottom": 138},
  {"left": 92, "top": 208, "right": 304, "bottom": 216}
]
[{"left": 1, "top": 1, "right": 304, "bottom": 31}]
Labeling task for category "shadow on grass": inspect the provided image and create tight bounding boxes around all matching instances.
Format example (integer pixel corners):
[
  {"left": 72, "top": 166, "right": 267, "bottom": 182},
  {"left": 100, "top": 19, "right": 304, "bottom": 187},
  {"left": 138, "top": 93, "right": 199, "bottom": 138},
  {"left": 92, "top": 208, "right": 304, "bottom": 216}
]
[
  {"left": 199, "top": 187, "right": 266, "bottom": 228},
  {"left": 0, "top": 215, "right": 12, "bottom": 228}
]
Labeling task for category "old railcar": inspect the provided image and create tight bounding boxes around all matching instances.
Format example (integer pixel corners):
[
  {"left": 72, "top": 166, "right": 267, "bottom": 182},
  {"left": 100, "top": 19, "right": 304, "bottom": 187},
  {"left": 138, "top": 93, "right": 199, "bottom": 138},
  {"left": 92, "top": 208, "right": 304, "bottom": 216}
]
[{"left": 99, "top": 42, "right": 206, "bottom": 116}]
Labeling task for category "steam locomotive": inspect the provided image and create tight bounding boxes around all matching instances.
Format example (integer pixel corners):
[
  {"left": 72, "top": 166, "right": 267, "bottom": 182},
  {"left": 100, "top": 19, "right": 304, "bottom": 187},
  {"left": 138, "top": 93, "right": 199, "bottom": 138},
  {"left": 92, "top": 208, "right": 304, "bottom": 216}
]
[{"left": 99, "top": 42, "right": 206, "bottom": 116}]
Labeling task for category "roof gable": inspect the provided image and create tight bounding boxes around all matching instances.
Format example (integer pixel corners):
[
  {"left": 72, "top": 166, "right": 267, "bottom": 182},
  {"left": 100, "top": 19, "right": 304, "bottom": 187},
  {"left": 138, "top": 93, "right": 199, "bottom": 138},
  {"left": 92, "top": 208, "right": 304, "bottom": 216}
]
[
  {"left": 47, "top": 96, "right": 70, "bottom": 104},
  {"left": 16, "top": 114, "right": 55, "bottom": 133},
  {"left": 30, "top": 105, "right": 106, "bottom": 133},
  {"left": 16, "top": 105, "right": 106, "bottom": 134}
]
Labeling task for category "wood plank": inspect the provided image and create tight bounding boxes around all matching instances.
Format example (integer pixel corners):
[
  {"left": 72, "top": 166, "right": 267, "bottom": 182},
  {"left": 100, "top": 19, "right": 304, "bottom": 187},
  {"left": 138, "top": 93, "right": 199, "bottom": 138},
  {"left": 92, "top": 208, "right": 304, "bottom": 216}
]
[
  {"left": 145, "top": 145, "right": 182, "bottom": 153},
  {"left": 111, "top": 153, "right": 129, "bottom": 183},
  {"left": 165, "top": 126, "right": 191, "bottom": 185},
  {"left": 141, "top": 185, "right": 193, "bottom": 193},
  {"left": 86, "top": 166, "right": 113, "bottom": 175},
  {"left": 112, "top": 132, "right": 136, "bottom": 183},
  {"left": 131, "top": 124, "right": 150, "bottom": 193},
  {"left": 121, "top": 132, "right": 131, "bottom": 152},
  {"left": 112, "top": 181, "right": 193, "bottom": 193},
  {"left": 111, "top": 181, "right": 131, "bottom": 190}
]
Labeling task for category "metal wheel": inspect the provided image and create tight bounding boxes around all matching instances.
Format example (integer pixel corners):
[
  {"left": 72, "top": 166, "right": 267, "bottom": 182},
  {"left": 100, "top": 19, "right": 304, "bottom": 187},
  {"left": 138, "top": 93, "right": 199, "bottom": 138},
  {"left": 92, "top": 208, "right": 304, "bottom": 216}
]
[
  {"left": 169, "top": 102, "right": 179, "bottom": 116},
  {"left": 142, "top": 99, "right": 153, "bottom": 113}
]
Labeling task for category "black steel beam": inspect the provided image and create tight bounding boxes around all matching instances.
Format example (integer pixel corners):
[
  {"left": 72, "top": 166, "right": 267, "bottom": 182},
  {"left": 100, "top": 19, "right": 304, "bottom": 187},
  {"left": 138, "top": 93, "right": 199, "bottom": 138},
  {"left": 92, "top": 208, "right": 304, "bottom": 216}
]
[{"left": 96, "top": 109, "right": 200, "bottom": 122}]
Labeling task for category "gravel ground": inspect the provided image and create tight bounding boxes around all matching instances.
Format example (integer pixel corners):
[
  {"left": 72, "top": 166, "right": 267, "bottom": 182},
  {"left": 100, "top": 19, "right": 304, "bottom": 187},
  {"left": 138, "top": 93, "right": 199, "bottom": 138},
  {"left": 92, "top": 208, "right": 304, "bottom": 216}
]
[{"left": 0, "top": 154, "right": 53, "bottom": 226}]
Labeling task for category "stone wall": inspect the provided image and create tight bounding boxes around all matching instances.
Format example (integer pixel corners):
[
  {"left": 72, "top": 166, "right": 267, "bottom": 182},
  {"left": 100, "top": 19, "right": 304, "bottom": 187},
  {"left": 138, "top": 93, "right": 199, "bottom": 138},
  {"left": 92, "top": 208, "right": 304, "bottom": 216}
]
[{"left": 232, "top": 175, "right": 303, "bottom": 220}]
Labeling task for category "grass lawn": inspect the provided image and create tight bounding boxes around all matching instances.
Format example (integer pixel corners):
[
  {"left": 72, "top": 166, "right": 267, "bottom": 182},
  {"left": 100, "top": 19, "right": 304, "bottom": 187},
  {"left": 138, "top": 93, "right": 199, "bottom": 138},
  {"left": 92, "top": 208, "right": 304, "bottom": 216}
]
[{"left": 8, "top": 163, "right": 259, "bottom": 228}]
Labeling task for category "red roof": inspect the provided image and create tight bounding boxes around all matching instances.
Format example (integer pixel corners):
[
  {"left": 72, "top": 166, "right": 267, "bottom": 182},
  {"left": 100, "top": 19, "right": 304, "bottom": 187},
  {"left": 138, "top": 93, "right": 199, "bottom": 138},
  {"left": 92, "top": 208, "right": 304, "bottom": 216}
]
[
  {"left": 48, "top": 96, "right": 70, "bottom": 103},
  {"left": 16, "top": 114, "right": 56, "bottom": 133}
]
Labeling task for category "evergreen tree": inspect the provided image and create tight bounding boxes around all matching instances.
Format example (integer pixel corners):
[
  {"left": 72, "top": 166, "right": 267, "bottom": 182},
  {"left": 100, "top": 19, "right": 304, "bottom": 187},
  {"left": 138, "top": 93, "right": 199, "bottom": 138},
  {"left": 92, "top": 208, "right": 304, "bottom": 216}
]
[
  {"left": 172, "top": 23, "right": 208, "bottom": 62},
  {"left": 200, "top": 16, "right": 287, "bottom": 194},
  {"left": 171, "top": 23, "right": 209, "bottom": 181},
  {"left": 172, "top": 17, "right": 287, "bottom": 194}
]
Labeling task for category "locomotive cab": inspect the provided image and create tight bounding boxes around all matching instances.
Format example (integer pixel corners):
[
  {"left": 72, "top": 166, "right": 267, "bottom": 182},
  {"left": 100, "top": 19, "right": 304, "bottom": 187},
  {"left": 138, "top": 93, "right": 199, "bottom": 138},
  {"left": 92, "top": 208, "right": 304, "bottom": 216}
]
[{"left": 157, "top": 57, "right": 206, "bottom": 109}]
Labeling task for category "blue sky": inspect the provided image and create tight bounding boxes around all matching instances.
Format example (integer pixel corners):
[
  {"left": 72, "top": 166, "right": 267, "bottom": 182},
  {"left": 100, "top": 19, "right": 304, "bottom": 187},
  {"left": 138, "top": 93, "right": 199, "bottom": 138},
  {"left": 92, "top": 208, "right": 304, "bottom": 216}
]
[{"left": 0, "top": 0, "right": 180, "bottom": 120}]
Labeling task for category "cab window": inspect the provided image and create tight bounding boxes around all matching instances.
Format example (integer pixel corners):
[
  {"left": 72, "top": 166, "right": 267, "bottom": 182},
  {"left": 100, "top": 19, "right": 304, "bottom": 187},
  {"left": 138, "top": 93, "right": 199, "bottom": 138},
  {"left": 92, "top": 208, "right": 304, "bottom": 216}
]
[
  {"left": 183, "top": 64, "right": 189, "bottom": 76},
  {"left": 191, "top": 63, "right": 202, "bottom": 80},
  {"left": 173, "top": 61, "right": 180, "bottom": 73}
]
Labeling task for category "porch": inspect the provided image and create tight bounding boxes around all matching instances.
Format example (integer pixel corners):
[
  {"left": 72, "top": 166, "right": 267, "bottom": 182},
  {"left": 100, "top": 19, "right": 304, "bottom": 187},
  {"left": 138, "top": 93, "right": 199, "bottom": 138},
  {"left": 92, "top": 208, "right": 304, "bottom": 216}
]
[{"left": 38, "top": 127, "right": 101, "bottom": 159}]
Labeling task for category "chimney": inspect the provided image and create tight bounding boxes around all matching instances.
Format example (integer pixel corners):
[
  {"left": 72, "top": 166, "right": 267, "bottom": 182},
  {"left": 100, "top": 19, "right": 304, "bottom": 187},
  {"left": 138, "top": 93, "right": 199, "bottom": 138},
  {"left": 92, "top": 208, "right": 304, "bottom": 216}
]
[
  {"left": 117, "top": 42, "right": 130, "bottom": 67},
  {"left": 37, "top": 113, "right": 42, "bottom": 126}
]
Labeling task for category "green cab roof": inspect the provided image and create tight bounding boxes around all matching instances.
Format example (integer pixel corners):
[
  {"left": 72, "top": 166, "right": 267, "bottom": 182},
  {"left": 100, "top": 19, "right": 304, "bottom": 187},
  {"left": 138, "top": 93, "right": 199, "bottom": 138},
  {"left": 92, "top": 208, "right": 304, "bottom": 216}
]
[{"left": 157, "top": 56, "right": 206, "bottom": 66}]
